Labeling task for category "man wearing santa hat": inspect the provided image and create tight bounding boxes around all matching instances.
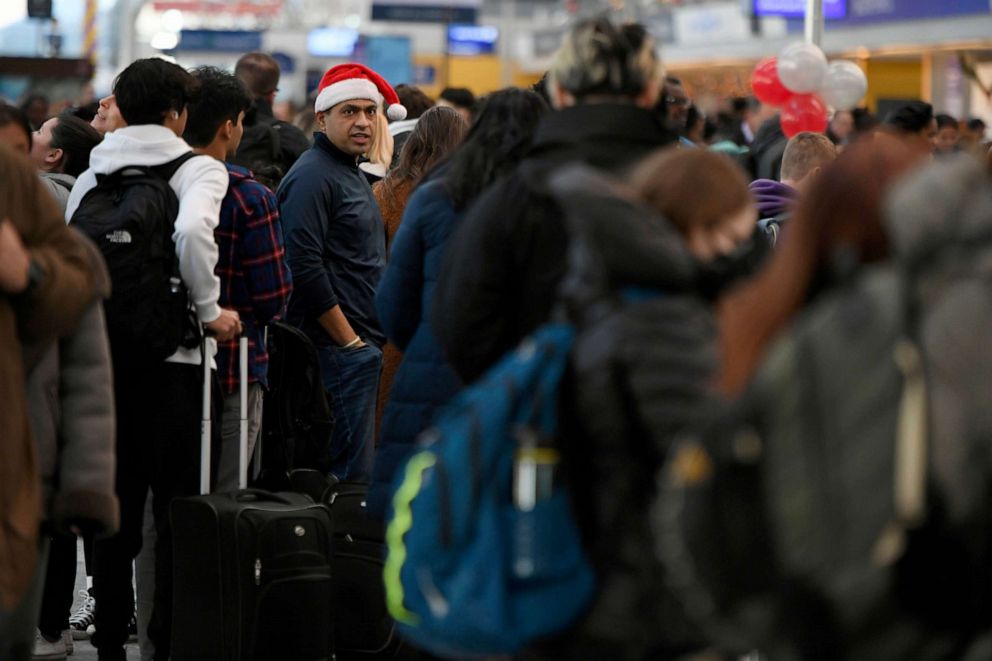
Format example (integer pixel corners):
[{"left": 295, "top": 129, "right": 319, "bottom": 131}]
[{"left": 276, "top": 63, "right": 407, "bottom": 480}]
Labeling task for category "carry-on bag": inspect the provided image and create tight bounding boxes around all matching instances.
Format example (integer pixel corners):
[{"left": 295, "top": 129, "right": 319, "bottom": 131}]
[
  {"left": 324, "top": 481, "right": 404, "bottom": 660},
  {"left": 288, "top": 471, "right": 404, "bottom": 660},
  {"left": 171, "top": 334, "right": 335, "bottom": 661}
]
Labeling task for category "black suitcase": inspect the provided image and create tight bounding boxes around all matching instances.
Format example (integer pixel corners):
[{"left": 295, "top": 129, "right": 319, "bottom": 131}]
[
  {"left": 294, "top": 476, "right": 404, "bottom": 660},
  {"left": 171, "top": 335, "right": 336, "bottom": 661}
]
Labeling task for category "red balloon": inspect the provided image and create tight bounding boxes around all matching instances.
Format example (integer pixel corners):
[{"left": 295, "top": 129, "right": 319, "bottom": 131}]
[
  {"left": 751, "top": 57, "right": 793, "bottom": 107},
  {"left": 780, "top": 94, "right": 828, "bottom": 138}
]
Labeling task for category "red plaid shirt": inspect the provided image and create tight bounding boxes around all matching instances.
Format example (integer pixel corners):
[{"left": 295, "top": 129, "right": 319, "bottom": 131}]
[{"left": 215, "top": 164, "right": 292, "bottom": 393}]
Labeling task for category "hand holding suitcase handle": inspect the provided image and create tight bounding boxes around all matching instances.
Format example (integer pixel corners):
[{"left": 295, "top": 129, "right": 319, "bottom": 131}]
[
  {"left": 200, "top": 322, "right": 250, "bottom": 494},
  {"left": 205, "top": 308, "right": 241, "bottom": 342}
]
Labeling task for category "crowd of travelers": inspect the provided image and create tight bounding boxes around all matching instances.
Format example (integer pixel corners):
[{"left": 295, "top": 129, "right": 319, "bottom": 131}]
[{"left": 1, "top": 13, "right": 991, "bottom": 661}]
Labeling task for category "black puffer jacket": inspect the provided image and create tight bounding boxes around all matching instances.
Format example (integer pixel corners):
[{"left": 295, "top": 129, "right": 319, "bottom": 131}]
[
  {"left": 526, "top": 166, "right": 721, "bottom": 660},
  {"left": 433, "top": 103, "right": 676, "bottom": 384}
]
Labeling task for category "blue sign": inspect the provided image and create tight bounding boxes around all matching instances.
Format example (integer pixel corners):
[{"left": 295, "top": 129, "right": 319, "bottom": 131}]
[
  {"left": 754, "top": 0, "right": 847, "bottom": 19},
  {"left": 843, "top": 0, "right": 987, "bottom": 23},
  {"left": 447, "top": 24, "right": 498, "bottom": 56},
  {"left": 271, "top": 51, "right": 296, "bottom": 74},
  {"left": 356, "top": 35, "right": 413, "bottom": 87},
  {"left": 372, "top": 4, "right": 477, "bottom": 23},
  {"left": 307, "top": 27, "right": 359, "bottom": 57},
  {"left": 176, "top": 30, "right": 262, "bottom": 53},
  {"left": 414, "top": 64, "right": 436, "bottom": 86}
]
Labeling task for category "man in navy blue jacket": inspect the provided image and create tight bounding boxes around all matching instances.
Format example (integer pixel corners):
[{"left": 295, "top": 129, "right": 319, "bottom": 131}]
[{"left": 277, "top": 63, "right": 407, "bottom": 480}]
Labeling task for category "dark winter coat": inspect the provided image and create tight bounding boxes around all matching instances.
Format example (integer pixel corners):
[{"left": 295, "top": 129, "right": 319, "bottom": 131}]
[
  {"left": 277, "top": 132, "right": 386, "bottom": 348},
  {"left": 369, "top": 179, "right": 464, "bottom": 517},
  {"left": 526, "top": 166, "right": 719, "bottom": 660},
  {"left": 432, "top": 103, "right": 676, "bottom": 384}
]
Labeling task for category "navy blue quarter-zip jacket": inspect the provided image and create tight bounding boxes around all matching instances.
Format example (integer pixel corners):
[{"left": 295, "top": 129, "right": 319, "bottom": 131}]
[{"left": 277, "top": 132, "right": 386, "bottom": 347}]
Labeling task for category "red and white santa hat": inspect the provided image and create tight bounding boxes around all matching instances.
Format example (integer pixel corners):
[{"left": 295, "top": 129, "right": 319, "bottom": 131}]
[{"left": 313, "top": 63, "right": 407, "bottom": 121}]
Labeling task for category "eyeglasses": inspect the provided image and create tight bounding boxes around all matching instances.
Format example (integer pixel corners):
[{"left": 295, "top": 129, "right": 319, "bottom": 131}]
[{"left": 665, "top": 96, "right": 689, "bottom": 107}]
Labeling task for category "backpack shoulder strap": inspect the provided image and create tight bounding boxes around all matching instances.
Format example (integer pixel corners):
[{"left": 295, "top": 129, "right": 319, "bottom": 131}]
[
  {"left": 152, "top": 151, "right": 197, "bottom": 182},
  {"left": 268, "top": 123, "right": 282, "bottom": 162}
]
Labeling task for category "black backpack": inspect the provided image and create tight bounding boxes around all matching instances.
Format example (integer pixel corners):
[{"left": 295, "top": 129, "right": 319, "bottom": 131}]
[
  {"left": 258, "top": 320, "right": 334, "bottom": 485},
  {"left": 232, "top": 117, "right": 285, "bottom": 190},
  {"left": 70, "top": 153, "right": 199, "bottom": 362}
]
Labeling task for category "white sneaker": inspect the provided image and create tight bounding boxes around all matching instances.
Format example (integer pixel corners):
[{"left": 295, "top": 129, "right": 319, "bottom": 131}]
[
  {"left": 68, "top": 589, "right": 95, "bottom": 640},
  {"left": 32, "top": 630, "right": 67, "bottom": 661},
  {"left": 62, "top": 630, "right": 74, "bottom": 656}
]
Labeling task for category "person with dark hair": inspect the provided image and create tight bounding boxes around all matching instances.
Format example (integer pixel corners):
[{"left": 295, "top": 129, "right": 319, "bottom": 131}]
[
  {"left": 277, "top": 63, "right": 409, "bottom": 482},
  {"left": 934, "top": 112, "right": 960, "bottom": 155},
  {"left": 433, "top": 16, "right": 675, "bottom": 384},
  {"left": 69, "top": 101, "right": 99, "bottom": 124},
  {"left": 65, "top": 56, "right": 240, "bottom": 661},
  {"left": 184, "top": 66, "right": 292, "bottom": 493},
  {"left": 0, "top": 104, "right": 33, "bottom": 154},
  {"left": 388, "top": 84, "right": 435, "bottom": 168},
  {"left": 960, "top": 116, "right": 988, "bottom": 154},
  {"left": 436, "top": 86, "right": 475, "bottom": 123},
  {"left": 658, "top": 74, "right": 690, "bottom": 132},
  {"left": 20, "top": 93, "right": 49, "bottom": 130},
  {"left": 826, "top": 109, "right": 855, "bottom": 145},
  {"left": 232, "top": 51, "right": 311, "bottom": 182},
  {"left": 683, "top": 104, "right": 707, "bottom": 145},
  {"left": 852, "top": 106, "right": 878, "bottom": 135},
  {"left": 716, "top": 95, "right": 765, "bottom": 146},
  {"left": 30, "top": 112, "right": 102, "bottom": 211},
  {"left": 372, "top": 107, "right": 466, "bottom": 442},
  {"left": 884, "top": 100, "right": 936, "bottom": 154},
  {"left": 370, "top": 90, "right": 545, "bottom": 517}
]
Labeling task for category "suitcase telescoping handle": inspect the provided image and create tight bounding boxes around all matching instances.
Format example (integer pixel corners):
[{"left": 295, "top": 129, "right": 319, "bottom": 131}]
[{"left": 200, "top": 326, "right": 249, "bottom": 495}]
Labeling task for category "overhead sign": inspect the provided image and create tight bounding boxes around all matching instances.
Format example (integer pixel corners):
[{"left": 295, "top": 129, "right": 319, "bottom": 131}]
[
  {"left": 844, "top": 0, "right": 987, "bottom": 23},
  {"left": 355, "top": 35, "right": 413, "bottom": 87},
  {"left": 674, "top": 4, "right": 750, "bottom": 45},
  {"left": 152, "top": 1, "right": 282, "bottom": 15},
  {"left": 307, "top": 27, "right": 359, "bottom": 57},
  {"left": 372, "top": 0, "right": 481, "bottom": 23},
  {"left": 447, "top": 24, "right": 498, "bottom": 56},
  {"left": 753, "top": 0, "right": 847, "bottom": 19},
  {"left": 175, "top": 30, "right": 262, "bottom": 52}
]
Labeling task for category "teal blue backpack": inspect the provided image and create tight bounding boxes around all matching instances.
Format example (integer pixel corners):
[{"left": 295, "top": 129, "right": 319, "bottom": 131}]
[{"left": 383, "top": 321, "right": 595, "bottom": 657}]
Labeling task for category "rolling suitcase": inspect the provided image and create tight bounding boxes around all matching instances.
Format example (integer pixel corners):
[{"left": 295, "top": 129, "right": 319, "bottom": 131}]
[
  {"left": 323, "top": 481, "right": 404, "bottom": 660},
  {"left": 171, "top": 334, "right": 335, "bottom": 661}
]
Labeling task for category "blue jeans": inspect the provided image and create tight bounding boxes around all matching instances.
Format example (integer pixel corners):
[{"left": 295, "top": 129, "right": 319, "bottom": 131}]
[{"left": 317, "top": 343, "right": 383, "bottom": 481}]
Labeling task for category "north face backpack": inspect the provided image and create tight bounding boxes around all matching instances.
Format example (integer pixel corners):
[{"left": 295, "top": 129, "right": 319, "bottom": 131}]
[
  {"left": 383, "top": 322, "right": 596, "bottom": 657},
  {"left": 70, "top": 153, "right": 199, "bottom": 362}
]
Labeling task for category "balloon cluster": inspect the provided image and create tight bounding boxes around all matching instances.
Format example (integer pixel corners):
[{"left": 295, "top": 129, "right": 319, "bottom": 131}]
[{"left": 751, "top": 43, "right": 868, "bottom": 138}]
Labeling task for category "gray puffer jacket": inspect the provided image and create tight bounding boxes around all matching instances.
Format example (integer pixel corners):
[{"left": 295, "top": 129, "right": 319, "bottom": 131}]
[
  {"left": 38, "top": 172, "right": 75, "bottom": 214},
  {"left": 25, "top": 233, "right": 118, "bottom": 536}
]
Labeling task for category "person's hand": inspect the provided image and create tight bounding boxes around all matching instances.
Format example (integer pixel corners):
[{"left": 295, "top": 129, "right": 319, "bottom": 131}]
[
  {"left": 0, "top": 219, "right": 30, "bottom": 294},
  {"left": 205, "top": 308, "right": 241, "bottom": 342}
]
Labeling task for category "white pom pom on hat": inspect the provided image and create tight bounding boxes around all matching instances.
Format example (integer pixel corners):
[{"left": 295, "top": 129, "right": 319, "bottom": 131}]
[{"left": 313, "top": 63, "right": 407, "bottom": 121}]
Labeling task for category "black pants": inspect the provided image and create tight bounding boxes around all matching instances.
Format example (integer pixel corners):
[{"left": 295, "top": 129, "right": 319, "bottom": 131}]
[
  {"left": 37, "top": 530, "right": 76, "bottom": 639},
  {"left": 92, "top": 360, "right": 216, "bottom": 661}
]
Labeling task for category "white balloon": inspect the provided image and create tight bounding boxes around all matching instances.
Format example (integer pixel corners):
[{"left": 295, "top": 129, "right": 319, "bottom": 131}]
[
  {"left": 820, "top": 60, "right": 868, "bottom": 110},
  {"left": 777, "top": 42, "right": 828, "bottom": 94}
]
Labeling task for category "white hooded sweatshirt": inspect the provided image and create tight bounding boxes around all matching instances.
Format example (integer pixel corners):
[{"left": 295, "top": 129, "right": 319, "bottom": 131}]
[{"left": 66, "top": 124, "right": 229, "bottom": 366}]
